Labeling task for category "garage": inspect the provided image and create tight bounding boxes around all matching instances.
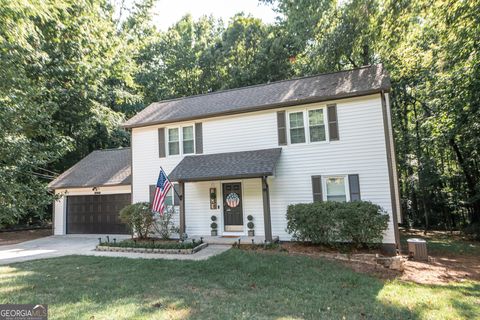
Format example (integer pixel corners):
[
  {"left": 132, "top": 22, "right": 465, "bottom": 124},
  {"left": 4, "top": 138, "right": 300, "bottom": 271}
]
[
  {"left": 66, "top": 194, "right": 131, "bottom": 234},
  {"left": 49, "top": 148, "right": 132, "bottom": 235}
]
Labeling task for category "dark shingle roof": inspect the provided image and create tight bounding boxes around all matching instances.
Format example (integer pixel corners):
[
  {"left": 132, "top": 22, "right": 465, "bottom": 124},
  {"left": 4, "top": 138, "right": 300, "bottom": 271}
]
[
  {"left": 48, "top": 148, "right": 131, "bottom": 189},
  {"left": 169, "top": 148, "right": 282, "bottom": 182},
  {"left": 123, "top": 64, "right": 390, "bottom": 128}
]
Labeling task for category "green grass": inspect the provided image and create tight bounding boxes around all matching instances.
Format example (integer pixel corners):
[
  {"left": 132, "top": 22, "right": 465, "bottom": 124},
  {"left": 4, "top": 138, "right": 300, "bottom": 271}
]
[
  {"left": 1, "top": 250, "right": 478, "bottom": 319},
  {"left": 400, "top": 229, "right": 480, "bottom": 256}
]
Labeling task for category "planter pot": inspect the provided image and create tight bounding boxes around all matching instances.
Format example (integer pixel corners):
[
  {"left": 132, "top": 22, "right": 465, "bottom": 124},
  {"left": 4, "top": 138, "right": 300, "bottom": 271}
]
[
  {"left": 248, "top": 230, "right": 255, "bottom": 236},
  {"left": 211, "top": 230, "right": 218, "bottom": 236}
]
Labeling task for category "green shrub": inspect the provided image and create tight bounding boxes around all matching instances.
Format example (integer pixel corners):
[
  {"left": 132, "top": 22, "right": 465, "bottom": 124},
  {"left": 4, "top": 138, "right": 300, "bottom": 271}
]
[
  {"left": 247, "top": 221, "right": 254, "bottom": 229},
  {"left": 286, "top": 201, "right": 389, "bottom": 248},
  {"left": 211, "top": 215, "right": 217, "bottom": 221},
  {"left": 119, "top": 202, "right": 154, "bottom": 239},
  {"left": 463, "top": 222, "right": 480, "bottom": 241},
  {"left": 211, "top": 222, "right": 217, "bottom": 229},
  {"left": 152, "top": 209, "right": 179, "bottom": 240},
  {"left": 99, "top": 239, "right": 198, "bottom": 250},
  {"left": 247, "top": 215, "right": 253, "bottom": 221}
]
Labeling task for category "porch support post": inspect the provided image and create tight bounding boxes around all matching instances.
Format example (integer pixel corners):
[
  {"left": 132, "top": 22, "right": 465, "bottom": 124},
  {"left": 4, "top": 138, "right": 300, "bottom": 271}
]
[
  {"left": 179, "top": 181, "right": 186, "bottom": 238},
  {"left": 262, "top": 176, "right": 273, "bottom": 242}
]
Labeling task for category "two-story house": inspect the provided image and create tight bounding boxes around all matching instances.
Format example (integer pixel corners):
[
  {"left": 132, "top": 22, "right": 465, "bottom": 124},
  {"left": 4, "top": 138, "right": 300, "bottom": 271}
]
[{"left": 49, "top": 64, "right": 401, "bottom": 253}]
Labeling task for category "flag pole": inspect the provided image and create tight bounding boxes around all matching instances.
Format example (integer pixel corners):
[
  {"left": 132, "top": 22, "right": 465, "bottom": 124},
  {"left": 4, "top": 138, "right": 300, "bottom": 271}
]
[{"left": 161, "top": 166, "right": 182, "bottom": 200}]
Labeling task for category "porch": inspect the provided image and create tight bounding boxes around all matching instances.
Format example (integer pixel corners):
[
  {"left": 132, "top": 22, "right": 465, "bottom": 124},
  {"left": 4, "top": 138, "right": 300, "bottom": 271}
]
[
  {"left": 169, "top": 148, "right": 282, "bottom": 243},
  {"left": 190, "top": 235, "right": 280, "bottom": 245}
]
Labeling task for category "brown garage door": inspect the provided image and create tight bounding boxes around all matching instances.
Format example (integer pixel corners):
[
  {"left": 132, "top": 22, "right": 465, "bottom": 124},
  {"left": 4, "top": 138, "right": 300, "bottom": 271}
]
[{"left": 66, "top": 194, "right": 131, "bottom": 234}]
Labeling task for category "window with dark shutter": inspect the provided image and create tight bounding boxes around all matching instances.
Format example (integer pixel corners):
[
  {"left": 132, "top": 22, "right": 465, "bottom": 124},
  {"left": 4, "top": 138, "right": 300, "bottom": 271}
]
[
  {"left": 195, "top": 123, "right": 203, "bottom": 154},
  {"left": 327, "top": 104, "right": 339, "bottom": 141},
  {"left": 149, "top": 185, "right": 156, "bottom": 203},
  {"left": 348, "top": 174, "right": 361, "bottom": 201},
  {"left": 174, "top": 184, "right": 180, "bottom": 205},
  {"left": 277, "top": 111, "right": 287, "bottom": 145},
  {"left": 311, "top": 175, "right": 323, "bottom": 202},
  {"left": 158, "top": 128, "right": 166, "bottom": 158}
]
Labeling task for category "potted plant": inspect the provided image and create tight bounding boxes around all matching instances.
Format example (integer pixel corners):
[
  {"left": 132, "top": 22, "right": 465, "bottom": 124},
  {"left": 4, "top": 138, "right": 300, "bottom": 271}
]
[
  {"left": 247, "top": 215, "right": 254, "bottom": 236},
  {"left": 210, "top": 215, "right": 218, "bottom": 236}
]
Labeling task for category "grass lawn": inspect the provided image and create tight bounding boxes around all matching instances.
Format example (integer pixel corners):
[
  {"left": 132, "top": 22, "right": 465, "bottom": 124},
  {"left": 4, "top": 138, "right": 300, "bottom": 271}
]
[{"left": 1, "top": 250, "right": 478, "bottom": 319}]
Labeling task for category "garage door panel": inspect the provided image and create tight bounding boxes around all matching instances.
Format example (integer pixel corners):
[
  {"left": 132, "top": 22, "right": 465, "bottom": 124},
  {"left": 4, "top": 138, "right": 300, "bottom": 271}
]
[{"left": 66, "top": 194, "right": 131, "bottom": 234}]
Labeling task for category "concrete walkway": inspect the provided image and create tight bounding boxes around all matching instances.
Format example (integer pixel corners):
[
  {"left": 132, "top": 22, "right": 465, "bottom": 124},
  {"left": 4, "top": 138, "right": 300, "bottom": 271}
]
[{"left": 0, "top": 235, "right": 230, "bottom": 265}]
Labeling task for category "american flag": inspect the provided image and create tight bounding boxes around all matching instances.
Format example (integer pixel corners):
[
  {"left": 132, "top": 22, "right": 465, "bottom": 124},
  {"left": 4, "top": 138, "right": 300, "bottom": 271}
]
[{"left": 151, "top": 167, "right": 172, "bottom": 215}]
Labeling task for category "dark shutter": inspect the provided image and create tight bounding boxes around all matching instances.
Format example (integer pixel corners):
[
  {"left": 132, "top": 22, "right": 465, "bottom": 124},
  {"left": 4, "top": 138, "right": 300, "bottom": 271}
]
[
  {"left": 348, "top": 174, "right": 361, "bottom": 201},
  {"left": 327, "top": 104, "right": 339, "bottom": 141},
  {"left": 311, "top": 175, "right": 323, "bottom": 202},
  {"left": 158, "top": 128, "right": 166, "bottom": 158},
  {"left": 149, "top": 185, "right": 156, "bottom": 203},
  {"left": 195, "top": 123, "right": 203, "bottom": 154},
  {"left": 173, "top": 184, "right": 180, "bottom": 205},
  {"left": 277, "top": 111, "right": 287, "bottom": 145}
]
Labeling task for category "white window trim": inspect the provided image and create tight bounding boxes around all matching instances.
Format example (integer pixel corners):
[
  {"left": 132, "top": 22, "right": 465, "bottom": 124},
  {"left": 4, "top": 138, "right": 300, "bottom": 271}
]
[
  {"left": 286, "top": 106, "right": 329, "bottom": 145},
  {"left": 166, "top": 124, "right": 195, "bottom": 156},
  {"left": 322, "top": 175, "right": 350, "bottom": 202}
]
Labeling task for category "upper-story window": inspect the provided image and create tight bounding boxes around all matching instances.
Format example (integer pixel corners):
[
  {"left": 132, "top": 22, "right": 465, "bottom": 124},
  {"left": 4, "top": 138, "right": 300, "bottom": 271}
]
[
  {"left": 167, "top": 125, "right": 194, "bottom": 156},
  {"left": 182, "top": 126, "right": 194, "bottom": 154},
  {"left": 289, "top": 112, "right": 306, "bottom": 143},
  {"left": 287, "top": 107, "right": 329, "bottom": 144}
]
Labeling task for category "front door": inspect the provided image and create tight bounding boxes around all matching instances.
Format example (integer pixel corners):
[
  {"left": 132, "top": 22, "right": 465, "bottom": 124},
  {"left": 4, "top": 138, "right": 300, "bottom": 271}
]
[{"left": 223, "top": 182, "right": 243, "bottom": 232}]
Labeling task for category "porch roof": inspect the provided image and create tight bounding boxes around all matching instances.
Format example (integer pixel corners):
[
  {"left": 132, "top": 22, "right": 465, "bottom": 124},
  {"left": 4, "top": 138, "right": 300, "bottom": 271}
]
[{"left": 169, "top": 148, "right": 282, "bottom": 182}]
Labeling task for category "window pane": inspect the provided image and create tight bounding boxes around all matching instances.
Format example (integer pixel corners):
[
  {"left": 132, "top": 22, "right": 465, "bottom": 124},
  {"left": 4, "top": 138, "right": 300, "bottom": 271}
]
[
  {"left": 310, "top": 125, "right": 326, "bottom": 142},
  {"left": 169, "top": 142, "right": 179, "bottom": 155},
  {"left": 326, "top": 177, "right": 346, "bottom": 202},
  {"left": 182, "top": 126, "right": 193, "bottom": 140},
  {"left": 289, "top": 112, "right": 304, "bottom": 128},
  {"left": 289, "top": 112, "right": 305, "bottom": 144},
  {"left": 308, "top": 109, "right": 324, "bottom": 126},
  {"left": 168, "top": 128, "right": 179, "bottom": 142},
  {"left": 183, "top": 140, "right": 194, "bottom": 154},
  {"left": 165, "top": 188, "right": 173, "bottom": 206},
  {"left": 182, "top": 126, "right": 194, "bottom": 154}
]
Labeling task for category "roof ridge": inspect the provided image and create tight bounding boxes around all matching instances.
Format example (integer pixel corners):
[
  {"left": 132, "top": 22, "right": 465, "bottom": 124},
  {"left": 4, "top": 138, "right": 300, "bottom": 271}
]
[
  {"left": 93, "top": 147, "right": 131, "bottom": 152},
  {"left": 148, "top": 64, "right": 379, "bottom": 107}
]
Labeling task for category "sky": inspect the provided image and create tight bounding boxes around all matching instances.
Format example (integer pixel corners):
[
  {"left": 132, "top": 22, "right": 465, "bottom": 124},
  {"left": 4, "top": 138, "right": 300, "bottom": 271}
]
[{"left": 151, "top": 0, "right": 278, "bottom": 30}]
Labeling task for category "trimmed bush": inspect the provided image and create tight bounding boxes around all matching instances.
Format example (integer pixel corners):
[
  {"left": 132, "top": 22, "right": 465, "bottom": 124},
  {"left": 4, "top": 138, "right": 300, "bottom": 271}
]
[
  {"left": 211, "top": 215, "right": 217, "bottom": 221},
  {"left": 247, "top": 221, "right": 254, "bottom": 229},
  {"left": 211, "top": 222, "right": 218, "bottom": 229},
  {"left": 247, "top": 215, "right": 254, "bottom": 221},
  {"left": 119, "top": 202, "right": 154, "bottom": 239},
  {"left": 286, "top": 201, "right": 389, "bottom": 248}
]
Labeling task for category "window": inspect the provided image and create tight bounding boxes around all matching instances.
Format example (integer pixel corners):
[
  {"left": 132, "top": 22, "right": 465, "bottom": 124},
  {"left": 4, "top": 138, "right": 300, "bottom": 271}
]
[
  {"left": 308, "top": 109, "right": 326, "bottom": 142},
  {"left": 289, "top": 111, "right": 306, "bottom": 144},
  {"left": 168, "top": 128, "right": 179, "bottom": 155},
  {"left": 182, "top": 126, "right": 194, "bottom": 154},
  {"left": 325, "top": 177, "right": 347, "bottom": 202}
]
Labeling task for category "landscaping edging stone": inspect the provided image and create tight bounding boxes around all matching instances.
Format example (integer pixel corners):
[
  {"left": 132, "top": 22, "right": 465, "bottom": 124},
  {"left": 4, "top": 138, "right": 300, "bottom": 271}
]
[{"left": 95, "top": 242, "right": 208, "bottom": 254}]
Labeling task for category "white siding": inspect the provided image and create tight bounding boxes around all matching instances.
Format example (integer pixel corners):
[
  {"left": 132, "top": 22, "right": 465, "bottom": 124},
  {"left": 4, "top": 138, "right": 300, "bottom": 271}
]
[
  {"left": 131, "top": 94, "right": 397, "bottom": 244},
  {"left": 53, "top": 185, "right": 131, "bottom": 235}
]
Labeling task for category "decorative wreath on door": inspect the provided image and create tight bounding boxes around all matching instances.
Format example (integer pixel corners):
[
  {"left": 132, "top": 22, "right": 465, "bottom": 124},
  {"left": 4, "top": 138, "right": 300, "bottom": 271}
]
[{"left": 226, "top": 192, "right": 240, "bottom": 208}]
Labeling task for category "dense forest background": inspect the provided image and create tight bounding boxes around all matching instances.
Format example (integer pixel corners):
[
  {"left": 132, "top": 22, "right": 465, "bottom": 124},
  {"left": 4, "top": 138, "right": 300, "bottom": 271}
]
[{"left": 1, "top": 0, "right": 479, "bottom": 236}]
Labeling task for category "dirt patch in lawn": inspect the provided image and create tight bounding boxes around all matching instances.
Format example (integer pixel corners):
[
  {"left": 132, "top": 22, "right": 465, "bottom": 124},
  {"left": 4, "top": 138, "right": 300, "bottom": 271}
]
[
  {"left": 242, "top": 241, "right": 480, "bottom": 285},
  {"left": 0, "top": 229, "right": 52, "bottom": 246}
]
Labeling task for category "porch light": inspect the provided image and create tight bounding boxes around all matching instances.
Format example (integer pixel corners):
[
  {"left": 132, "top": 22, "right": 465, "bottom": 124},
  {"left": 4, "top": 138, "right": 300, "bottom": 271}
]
[
  {"left": 106, "top": 236, "right": 110, "bottom": 243},
  {"left": 98, "top": 238, "right": 102, "bottom": 245}
]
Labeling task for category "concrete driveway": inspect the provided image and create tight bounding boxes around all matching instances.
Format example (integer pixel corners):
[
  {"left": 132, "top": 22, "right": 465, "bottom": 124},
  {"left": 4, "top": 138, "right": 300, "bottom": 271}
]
[
  {"left": 0, "top": 234, "right": 129, "bottom": 265},
  {"left": 0, "top": 234, "right": 231, "bottom": 265}
]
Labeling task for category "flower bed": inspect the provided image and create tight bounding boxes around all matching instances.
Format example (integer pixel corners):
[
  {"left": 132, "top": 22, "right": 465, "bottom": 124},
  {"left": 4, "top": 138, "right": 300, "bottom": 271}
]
[{"left": 96, "top": 239, "right": 207, "bottom": 254}]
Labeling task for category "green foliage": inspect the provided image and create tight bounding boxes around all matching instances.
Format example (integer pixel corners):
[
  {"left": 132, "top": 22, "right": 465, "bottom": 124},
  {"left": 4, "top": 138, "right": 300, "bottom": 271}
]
[
  {"left": 211, "top": 215, "right": 217, "bottom": 221},
  {"left": 247, "top": 222, "right": 255, "bottom": 229},
  {"left": 247, "top": 215, "right": 254, "bottom": 221},
  {"left": 210, "top": 222, "right": 218, "bottom": 230},
  {"left": 119, "top": 202, "right": 153, "bottom": 239},
  {"left": 152, "top": 210, "right": 179, "bottom": 240},
  {"left": 286, "top": 201, "right": 389, "bottom": 247}
]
